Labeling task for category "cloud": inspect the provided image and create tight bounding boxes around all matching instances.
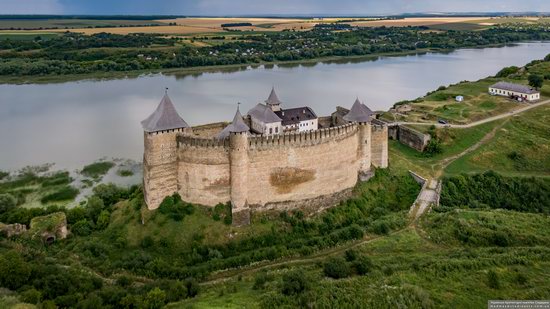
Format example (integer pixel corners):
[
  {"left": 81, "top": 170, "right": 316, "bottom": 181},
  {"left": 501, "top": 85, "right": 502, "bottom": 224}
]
[
  {"left": 1, "top": 0, "right": 549, "bottom": 15},
  {"left": 1, "top": 0, "right": 64, "bottom": 14}
]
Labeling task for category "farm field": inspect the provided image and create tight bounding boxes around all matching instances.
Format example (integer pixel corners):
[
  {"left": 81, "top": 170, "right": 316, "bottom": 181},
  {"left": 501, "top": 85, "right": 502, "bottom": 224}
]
[
  {"left": 0, "top": 18, "right": 168, "bottom": 30},
  {"left": 2, "top": 16, "right": 544, "bottom": 36}
]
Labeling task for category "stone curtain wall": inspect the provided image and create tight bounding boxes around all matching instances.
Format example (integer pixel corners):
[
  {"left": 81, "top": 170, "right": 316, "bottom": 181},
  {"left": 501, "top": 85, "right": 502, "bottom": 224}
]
[
  {"left": 246, "top": 123, "right": 360, "bottom": 209},
  {"left": 144, "top": 122, "right": 389, "bottom": 220},
  {"left": 177, "top": 135, "right": 231, "bottom": 206}
]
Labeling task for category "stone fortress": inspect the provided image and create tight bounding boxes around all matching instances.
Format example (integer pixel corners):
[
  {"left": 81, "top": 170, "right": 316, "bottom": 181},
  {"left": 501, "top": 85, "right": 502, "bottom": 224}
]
[{"left": 142, "top": 88, "right": 388, "bottom": 226}]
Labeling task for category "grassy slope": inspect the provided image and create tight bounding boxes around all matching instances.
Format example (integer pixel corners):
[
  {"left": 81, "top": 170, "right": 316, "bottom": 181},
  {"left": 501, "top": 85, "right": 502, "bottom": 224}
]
[
  {"left": 445, "top": 104, "right": 550, "bottom": 176},
  {"left": 389, "top": 120, "right": 502, "bottom": 178}
]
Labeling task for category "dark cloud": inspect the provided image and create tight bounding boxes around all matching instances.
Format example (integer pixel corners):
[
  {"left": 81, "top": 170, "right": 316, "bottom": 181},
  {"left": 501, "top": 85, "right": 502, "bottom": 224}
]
[{"left": 2, "top": 0, "right": 549, "bottom": 15}]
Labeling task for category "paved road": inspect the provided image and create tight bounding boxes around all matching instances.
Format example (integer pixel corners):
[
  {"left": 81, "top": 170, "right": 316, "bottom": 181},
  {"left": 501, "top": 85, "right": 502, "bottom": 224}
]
[{"left": 395, "top": 99, "right": 550, "bottom": 128}]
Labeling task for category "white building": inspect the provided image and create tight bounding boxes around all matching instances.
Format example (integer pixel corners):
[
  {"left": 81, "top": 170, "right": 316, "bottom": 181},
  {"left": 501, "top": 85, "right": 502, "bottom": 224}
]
[
  {"left": 247, "top": 103, "right": 282, "bottom": 135},
  {"left": 275, "top": 107, "right": 318, "bottom": 132},
  {"left": 489, "top": 82, "right": 540, "bottom": 102},
  {"left": 249, "top": 87, "right": 318, "bottom": 134}
]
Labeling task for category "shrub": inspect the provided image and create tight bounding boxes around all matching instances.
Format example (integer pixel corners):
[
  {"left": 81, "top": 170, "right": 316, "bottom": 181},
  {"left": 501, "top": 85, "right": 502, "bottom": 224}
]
[
  {"left": 0, "top": 251, "right": 31, "bottom": 290},
  {"left": 253, "top": 272, "right": 270, "bottom": 290},
  {"left": 144, "top": 287, "right": 166, "bottom": 309},
  {"left": 487, "top": 270, "right": 500, "bottom": 289},
  {"left": 424, "top": 138, "right": 443, "bottom": 157},
  {"left": 372, "top": 220, "right": 390, "bottom": 235},
  {"left": 20, "top": 288, "right": 42, "bottom": 304},
  {"left": 40, "top": 186, "right": 79, "bottom": 203},
  {"left": 96, "top": 210, "right": 111, "bottom": 230},
  {"left": 71, "top": 219, "right": 93, "bottom": 236},
  {"left": 159, "top": 193, "right": 194, "bottom": 221},
  {"left": 345, "top": 249, "right": 358, "bottom": 262},
  {"left": 141, "top": 236, "right": 155, "bottom": 248},
  {"left": 323, "top": 257, "right": 352, "bottom": 279},
  {"left": 514, "top": 273, "right": 528, "bottom": 285},
  {"left": 353, "top": 256, "right": 374, "bottom": 275},
  {"left": 281, "top": 269, "right": 309, "bottom": 295},
  {"left": 0, "top": 170, "right": 8, "bottom": 180},
  {"left": 496, "top": 66, "right": 519, "bottom": 77},
  {"left": 185, "top": 278, "right": 199, "bottom": 298},
  {"left": 0, "top": 193, "right": 17, "bottom": 214}
]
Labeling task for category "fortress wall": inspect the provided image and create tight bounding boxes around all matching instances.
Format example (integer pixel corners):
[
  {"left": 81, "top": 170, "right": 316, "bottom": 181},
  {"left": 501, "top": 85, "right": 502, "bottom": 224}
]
[
  {"left": 246, "top": 123, "right": 360, "bottom": 209},
  {"left": 177, "top": 136, "right": 231, "bottom": 206},
  {"left": 371, "top": 123, "right": 388, "bottom": 168}
]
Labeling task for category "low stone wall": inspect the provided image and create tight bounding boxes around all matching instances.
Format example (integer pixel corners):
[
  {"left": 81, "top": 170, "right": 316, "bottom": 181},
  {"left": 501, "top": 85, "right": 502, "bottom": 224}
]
[{"left": 388, "top": 124, "right": 430, "bottom": 152}]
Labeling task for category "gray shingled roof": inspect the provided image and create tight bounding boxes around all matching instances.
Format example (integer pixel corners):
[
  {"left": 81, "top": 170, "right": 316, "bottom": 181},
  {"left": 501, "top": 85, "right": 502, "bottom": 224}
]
[
  {"left": 265, "top": 87, "right": 282, "bottom": 106},
  {"left": 490, "top": 82, "right": 539, "bottom": 94},
  {"left": 141, "top": 93, "right": 189, "bottom": 132},
  {"left": 343, "top": 98, "right": 374, "bottom": 123},
  {"left": 248, "top": 103, "right": 282, "bottom": 124},
  {"left": 274, "top": 107, "right": 317, "bottom": 126},
  {"left": 217, "top": 105, "right": 250, "bottom": 139}
]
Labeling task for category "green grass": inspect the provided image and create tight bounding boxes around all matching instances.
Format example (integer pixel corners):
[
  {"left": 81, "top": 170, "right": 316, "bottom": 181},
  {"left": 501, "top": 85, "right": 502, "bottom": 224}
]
[
  {"left": 445, "top": 104, "right": 550, "bottom": 176},
  {"left": 80, "top": 161, "right": 115, "bottom": 179},
  {"left": 40, "top": 186, "right": 79, "bottom": 204},
  {"left": 389, "top": 121, "right": 502, "bottom": 178},
  {"left": 116, "top": 169, "right": 134, "bottom": 177}
]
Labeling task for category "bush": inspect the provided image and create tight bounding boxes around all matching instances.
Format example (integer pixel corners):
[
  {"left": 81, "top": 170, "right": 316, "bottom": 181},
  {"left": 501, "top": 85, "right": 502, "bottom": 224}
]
[
  {"left": 253, "top": 272, "right": 270, "bottom": 290},
  {"left": 144, "top": 287, "right": 166, "bottom": 309},
  {"left": 20, "top": 288, "right": 42, "bottom": 304},
  {"left": 496, "top": 66, "right": 519, "bottom": 77},
  {"left": 424, "top": 138, "right": 443, "bottom": 157},
  {"left": 372, "top": 220, "right": 390, "bottom": 235},
  {"left": 487, "top": 270, "right": 500, "bottom": 289},
  {"left": 158, "top": 193, "right": 194, "bottom": 221},
  {"left": 0, "top": 251, "right": 31, "bottom": 290},
  {"left": 345, "top": 249, "right": 358, "bottom": 262},
  {"left": 281, "top": 269, "right": 309, "bottom": 295},
  {"left": 0, "top": 193, "right": 17, "bottom": 214},
  {"left": 323, "top": 257, "right": 352, "bottom": 279},
  {"left": 353, "top": 256, "right": 374, "bottom": 275},
  {"left": 40, "top": 186, "right": 79, "bottom": 203},
  {"left": 71, "top": 219, "right": 93, "bottom": 236},
  {"left": 185, "top": 278, "right": 199, "bottom": 298}
]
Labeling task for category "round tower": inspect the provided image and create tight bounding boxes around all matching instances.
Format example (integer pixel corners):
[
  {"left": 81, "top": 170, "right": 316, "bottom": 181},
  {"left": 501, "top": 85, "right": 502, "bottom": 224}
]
[
  {"left": 220, "top": 104, "right": 251, "bottom": 226},
  {"left": 142, "top": 91, "right": 190, "bottom": 210},
  {"left": 343, "top": 98, "right": 375, "bottom": 179},
  {"left": 230, "top": 131, "right": 250, "bottom": 226}
]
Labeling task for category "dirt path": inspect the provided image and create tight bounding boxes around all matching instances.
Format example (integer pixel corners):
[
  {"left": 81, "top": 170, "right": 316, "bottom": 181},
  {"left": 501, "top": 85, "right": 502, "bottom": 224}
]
[
  {"left": 433, "top": 119, "right": 508, "bottom": 178},
  {"left": 396, "top": 99, "right": 549, "bottom": 128}
]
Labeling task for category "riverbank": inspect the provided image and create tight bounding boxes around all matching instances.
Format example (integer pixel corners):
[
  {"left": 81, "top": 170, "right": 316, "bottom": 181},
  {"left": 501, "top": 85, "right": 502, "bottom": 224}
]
[{"left": 0, "top": 41, "right": 535, "bottom": 85}]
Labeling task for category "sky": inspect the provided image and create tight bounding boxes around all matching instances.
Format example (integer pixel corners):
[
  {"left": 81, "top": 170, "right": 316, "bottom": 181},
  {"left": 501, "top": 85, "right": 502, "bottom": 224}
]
[{"left": 1, "top": 0, "right": 549, "bottom": 16}]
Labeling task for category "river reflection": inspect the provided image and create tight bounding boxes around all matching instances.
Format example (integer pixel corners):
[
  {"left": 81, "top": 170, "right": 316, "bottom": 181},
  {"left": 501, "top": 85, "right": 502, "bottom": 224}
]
[{"left": 0, "top": 42, "right": 549, "bottom": 170}]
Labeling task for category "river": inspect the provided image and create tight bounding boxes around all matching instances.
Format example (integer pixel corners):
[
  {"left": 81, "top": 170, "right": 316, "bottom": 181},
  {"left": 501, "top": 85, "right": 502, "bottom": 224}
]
[{"left": 1, "top": 42, "right": 549, "bottom": 170}]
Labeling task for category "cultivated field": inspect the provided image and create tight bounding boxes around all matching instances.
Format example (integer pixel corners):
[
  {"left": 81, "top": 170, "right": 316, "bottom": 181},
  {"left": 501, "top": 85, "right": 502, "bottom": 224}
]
[{"left": 3, "top": 16, "right": 540, "bottom": 36}]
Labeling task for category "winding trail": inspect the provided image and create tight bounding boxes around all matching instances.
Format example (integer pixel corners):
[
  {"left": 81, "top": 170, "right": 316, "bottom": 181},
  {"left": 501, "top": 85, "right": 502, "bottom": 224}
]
[{"left": 394, "top": 99, "right": 549, "bottom": 128}]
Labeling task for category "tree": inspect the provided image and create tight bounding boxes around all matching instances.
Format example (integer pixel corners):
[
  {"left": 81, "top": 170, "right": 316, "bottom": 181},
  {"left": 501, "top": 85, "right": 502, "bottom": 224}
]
[
  {"left": 0, "top": 193, "right": 17, "bottom": 214},
  {"left": 496, "top": 66, "right": 519, "bottom": 77},
  {"left": 144, "top": 287, "right": 166, "bottom": 309},
  {"left": 96, "top": 210, "right": 110, "bottom": 230},
  {"left": 281, "top": 270, "right": 309, "bottom": 295},
  {"left": 528, "top": 74, "right": 544, "bottom": 89},
  {"left": 0, "top": 251, "right": 31, "bottom": 290}
]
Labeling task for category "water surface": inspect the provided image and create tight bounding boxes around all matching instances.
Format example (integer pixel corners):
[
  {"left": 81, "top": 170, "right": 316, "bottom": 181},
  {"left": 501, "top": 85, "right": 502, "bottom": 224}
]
[{"left": 1, "top": 42, "right": 549, "bottom": 170}]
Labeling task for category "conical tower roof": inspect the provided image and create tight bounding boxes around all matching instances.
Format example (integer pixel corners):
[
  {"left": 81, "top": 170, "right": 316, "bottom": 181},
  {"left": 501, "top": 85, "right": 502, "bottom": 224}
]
[
  {"left": 343, "top": 98, "right": 374, "bottom": 123},
  {"left": 141, "top": 93, "right": 189, "bottom": 132},
  {"left": 217, "top": 104, "right": 250, "bottom": 139},
  {"left": 265, "top": 87, "right": 282, "bottom": 106}
]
